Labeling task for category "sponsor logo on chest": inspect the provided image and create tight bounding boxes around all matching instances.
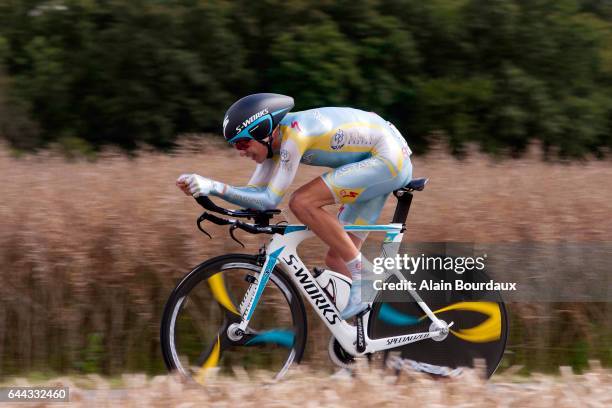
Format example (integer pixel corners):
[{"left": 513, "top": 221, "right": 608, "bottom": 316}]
[{"left": 330, "top": 128, "right": 373, "bottom": 150}]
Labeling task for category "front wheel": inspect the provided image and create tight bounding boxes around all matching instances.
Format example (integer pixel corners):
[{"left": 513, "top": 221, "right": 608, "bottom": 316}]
[{"left": 160, "top": 254, "right": 307, "bottom": 382}]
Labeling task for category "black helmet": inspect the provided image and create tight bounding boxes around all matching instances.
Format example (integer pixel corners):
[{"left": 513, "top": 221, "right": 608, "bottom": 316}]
[{"left": 223, "top": 93, "right": 294, "bottom": 144}]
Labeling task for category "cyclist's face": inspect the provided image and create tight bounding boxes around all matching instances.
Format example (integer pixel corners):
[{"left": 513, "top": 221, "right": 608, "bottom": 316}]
[{"left": 237, "top": 139, "right": 267, "bottom": 163}]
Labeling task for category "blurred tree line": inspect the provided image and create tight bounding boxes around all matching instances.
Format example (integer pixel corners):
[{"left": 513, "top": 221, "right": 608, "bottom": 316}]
[{"left": 1, "top": 0, "right": 612, "bottom": 157}]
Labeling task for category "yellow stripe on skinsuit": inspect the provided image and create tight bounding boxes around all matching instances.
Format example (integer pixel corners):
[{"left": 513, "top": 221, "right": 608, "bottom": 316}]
[
  {"left": 280, "top": 125, "right": 308, "bottom": 153},
  {"left": 280, "top": 122, "right": 388, "bottom": 154},
  {"left": 372, "top": 151, "right": 399, "bottom": 178},
  {"left": 208, "top": 273, "right": 239, "bottom": 315},
  {"left": 354, "top": 217, "right": 369, "bottom": 225},
  {"left": 245, "top": 183, "right": 285, "bottom": 197},
  {"left": 267, "top": 184, "right": 286, "bottom": 197},
  {"left": 194, "top": 335, "right": 221, "bottom": 384},
  {"left": 391, "top": 149, "right": 404, "bottom": 176},
  {"left": 423, "top": 302, "right": 502, "bottom": 343}
]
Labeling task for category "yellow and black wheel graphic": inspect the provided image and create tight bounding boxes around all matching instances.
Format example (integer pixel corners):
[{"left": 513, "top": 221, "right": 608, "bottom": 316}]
[
  {"left": 161, "top": 254, "right": 308, "bottom": 383},
  {"left": 369, "top": 269, "right": 508, "bottom": 378}
]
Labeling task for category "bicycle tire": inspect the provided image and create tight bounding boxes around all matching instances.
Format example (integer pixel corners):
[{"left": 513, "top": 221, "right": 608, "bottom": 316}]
[
  {"left": 160, "top": 254, "right": 308, "bottom": 382},
  {"left": 368, "top": 266, "right": 509, "bottom": 378}
]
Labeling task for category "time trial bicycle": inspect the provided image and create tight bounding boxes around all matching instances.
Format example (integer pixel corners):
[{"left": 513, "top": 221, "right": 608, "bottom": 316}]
[{"left": 160, "top": 178, "right": 509, "bottom": 383}]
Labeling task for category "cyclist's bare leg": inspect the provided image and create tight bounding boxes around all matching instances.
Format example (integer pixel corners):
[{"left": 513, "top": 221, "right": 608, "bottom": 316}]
[
  {"left": 290, "top": 177, "right": 372, "bottom": 318},
  {"left": 325, "top": 235, "right": 364, "bottom": 278},
  {"left": 288, "top": 177, "right": 360, "bottom": 264}
]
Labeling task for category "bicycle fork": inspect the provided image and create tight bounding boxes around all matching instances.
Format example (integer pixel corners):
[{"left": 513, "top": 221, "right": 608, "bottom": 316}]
[{"left": 235, "top": 246, "right": 285, "bottom": 333}]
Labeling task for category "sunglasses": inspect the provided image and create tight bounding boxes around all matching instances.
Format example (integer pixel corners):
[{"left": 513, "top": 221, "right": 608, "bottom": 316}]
[{"left": 234, "top": 139, "right": 252, "bottom": 151}]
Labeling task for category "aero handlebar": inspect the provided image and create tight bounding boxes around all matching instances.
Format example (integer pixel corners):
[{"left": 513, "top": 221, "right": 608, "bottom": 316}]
[{"left": 194, "top": 196, "right": 286, "bottom": 246}]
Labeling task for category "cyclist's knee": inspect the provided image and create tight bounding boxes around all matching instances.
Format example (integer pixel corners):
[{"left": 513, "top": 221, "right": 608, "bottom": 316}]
[
  {"left": 289, "top": 191, "right": 314, "bottom": 218},
  {"left": 288, "top": 192, "right": 305, "bottom": 216}
]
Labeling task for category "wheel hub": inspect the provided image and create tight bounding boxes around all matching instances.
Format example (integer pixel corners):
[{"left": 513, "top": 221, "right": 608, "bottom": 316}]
[
  {"left": 227, "top": 323, "right": 245, "bottom": 341},
  {"left": 429, "top": 320, "right": 449, "bottom": 342}
]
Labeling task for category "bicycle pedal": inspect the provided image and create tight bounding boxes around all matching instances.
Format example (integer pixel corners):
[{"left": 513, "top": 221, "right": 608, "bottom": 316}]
[{"left": 244, "top": 274, "right": 257, "bottom": 284}]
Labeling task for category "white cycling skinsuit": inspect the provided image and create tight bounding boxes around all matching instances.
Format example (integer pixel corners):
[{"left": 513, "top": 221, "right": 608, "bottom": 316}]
[{"left": 204, "top": 107, "right": 413, "bottom": 232}]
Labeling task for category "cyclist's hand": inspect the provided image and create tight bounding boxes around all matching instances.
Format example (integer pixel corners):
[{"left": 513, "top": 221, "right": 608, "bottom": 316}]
[
  {"left": 177, "top": 173, "right": 214, "bottom": 197},
  {"left": 176, "top": 174, "right": 192, "bottom": 196}
]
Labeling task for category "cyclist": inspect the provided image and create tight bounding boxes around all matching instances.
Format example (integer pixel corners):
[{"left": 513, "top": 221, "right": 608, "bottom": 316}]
[{"left": 177, "top": 93, "right": 413, "bottom": 319}]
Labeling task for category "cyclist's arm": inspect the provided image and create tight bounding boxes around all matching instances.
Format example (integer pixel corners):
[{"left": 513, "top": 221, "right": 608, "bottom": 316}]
[
  {"left": 209, "top": 138, "right": 302, "bottom": 210},
  {"left": 245, "top": 159, "right": 276, "bottom": 188}
]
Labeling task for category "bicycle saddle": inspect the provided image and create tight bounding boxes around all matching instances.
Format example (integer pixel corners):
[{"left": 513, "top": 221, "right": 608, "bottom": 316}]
[{"left": 397, "top": 177, "right": 428, "bottom": 192}]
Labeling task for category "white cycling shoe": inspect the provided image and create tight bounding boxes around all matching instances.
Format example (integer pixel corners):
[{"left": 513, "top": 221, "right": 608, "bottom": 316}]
[{"left": 340, "top": 280, "right": 368, "bottom": 320}]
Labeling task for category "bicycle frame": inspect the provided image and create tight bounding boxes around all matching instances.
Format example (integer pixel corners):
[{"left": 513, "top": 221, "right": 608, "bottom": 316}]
[{"left": 237, "top": 224, "right": 451, "bottom": 356}]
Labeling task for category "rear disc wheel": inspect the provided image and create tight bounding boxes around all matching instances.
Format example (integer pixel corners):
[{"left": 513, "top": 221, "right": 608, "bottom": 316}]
[{"left": 369, "top": 267, "right": 509, "bottom": 378}]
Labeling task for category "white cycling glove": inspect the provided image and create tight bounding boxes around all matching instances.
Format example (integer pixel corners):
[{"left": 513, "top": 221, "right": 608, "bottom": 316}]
[{"left": 177, "top": 173, "right": 217, "bottom": 197}]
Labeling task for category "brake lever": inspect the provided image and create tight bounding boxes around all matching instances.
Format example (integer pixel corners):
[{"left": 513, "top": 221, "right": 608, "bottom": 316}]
[
  {"left": 229, "top": 224, "right": 245, "bottom": 248},
  {"left": 196, "top": 215, "right": 212, "bottom": 239}
]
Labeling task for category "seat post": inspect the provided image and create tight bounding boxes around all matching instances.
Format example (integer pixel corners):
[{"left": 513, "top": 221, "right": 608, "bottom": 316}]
[{"left": 391, "top": 190, "right": 414, "bottom": 225}]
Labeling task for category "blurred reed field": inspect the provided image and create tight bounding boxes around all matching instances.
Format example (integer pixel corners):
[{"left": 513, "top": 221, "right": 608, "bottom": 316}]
[
  {"left": 0, "top": 138, "right": 611, "bottom": 376},
  {"left": 2, "top": 364, "right": 612, "bottom": 407}
]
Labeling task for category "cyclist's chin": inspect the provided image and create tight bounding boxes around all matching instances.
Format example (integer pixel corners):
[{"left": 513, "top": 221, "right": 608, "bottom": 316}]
[
  {"left": 252, "top": 154, "right": 266, "bottom": 164},
  {"left": 241, "top": 149, "right": 266, "bottom": 163}
]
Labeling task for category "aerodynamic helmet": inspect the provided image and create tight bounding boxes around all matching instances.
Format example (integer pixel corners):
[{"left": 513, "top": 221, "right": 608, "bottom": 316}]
[{"left": 223, "top": 93, "right": 294, "bottom": 144}]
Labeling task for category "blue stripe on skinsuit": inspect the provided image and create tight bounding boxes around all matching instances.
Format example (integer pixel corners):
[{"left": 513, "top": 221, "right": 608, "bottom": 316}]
[
  {"left": 326, "top": 158, "right": 413, "bottom": 204},
  {"left": 300, "top": 150, "right": 372, "bottom": 167},
  {"left": 344, "top": 225, "right": 401, "bottom": 231}
]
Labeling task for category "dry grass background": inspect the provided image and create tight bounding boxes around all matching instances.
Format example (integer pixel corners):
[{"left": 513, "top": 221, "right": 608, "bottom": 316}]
[
  {"left": 2, "top": 363, "right": 611, "bottom": 407},
  {"left": 0, "top": 137, "right": 611, "bottom": 376}
]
